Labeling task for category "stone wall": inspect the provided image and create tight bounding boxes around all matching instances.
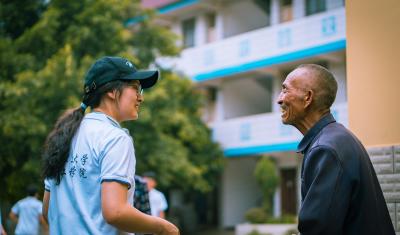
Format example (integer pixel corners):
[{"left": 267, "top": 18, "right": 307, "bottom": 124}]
[{"left": 369, "top": 145, "right": 400, "bottom": 233}]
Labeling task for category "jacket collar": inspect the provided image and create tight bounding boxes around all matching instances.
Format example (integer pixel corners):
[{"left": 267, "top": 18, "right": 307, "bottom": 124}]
[{"left": 297, "top": 113, "right": 336, "bottom": 154}]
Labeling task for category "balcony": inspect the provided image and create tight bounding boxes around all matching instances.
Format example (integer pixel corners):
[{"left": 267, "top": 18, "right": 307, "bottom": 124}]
[
  {"left": 160, "top": 7, "right": 345, "bottom": 81},
  {"left": 212, "top": 103, "right": 348, "bottom": 157}
]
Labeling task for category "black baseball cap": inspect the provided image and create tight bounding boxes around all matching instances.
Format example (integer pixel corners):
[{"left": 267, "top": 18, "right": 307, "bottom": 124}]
[
  {"left": 84, "top": 56, "right": 159, "bottom": 94},
  {"left": 142, "top": 171, "right": 157, "bottom": 179}
]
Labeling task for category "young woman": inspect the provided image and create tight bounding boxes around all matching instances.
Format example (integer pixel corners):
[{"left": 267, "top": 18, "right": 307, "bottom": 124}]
[{"left": 42, "top": 56, "right": 179, "bottom": 235}]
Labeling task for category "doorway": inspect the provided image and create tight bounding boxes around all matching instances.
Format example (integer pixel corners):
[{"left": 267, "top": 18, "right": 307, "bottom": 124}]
[{"left": 280, "top": 168, "right": 297, "bottom": 215}]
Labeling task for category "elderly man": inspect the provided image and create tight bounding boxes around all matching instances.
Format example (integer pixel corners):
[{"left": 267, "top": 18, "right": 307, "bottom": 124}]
[{"left": 277, "top": 64, "right": 395, "bottom": 235}]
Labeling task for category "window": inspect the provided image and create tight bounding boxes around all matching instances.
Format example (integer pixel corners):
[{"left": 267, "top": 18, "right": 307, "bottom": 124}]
[
  {"left": 182, "top": 18, "right": 195, "bottom": 48},
  {"left": 254, "top": 0, "right": 271, "bottom": 26},
  {"left": 306, "top": 0, "right": 326, "bottom": 16},
  {"left": 280, "top": 0, "right": 293, "bottom": 23}
]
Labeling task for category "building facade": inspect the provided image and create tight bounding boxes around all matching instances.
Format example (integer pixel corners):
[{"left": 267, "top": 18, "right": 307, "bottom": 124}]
[{"left": 138, "top": 0, "right": 346, "bottom": 228}]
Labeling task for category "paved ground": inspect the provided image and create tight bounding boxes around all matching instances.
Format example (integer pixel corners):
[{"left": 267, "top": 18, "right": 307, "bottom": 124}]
[{"left": 192, "top": 228, "right": 235, "bottom": 235}]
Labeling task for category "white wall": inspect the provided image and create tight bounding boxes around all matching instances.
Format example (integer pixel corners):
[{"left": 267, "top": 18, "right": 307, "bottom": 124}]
[
  {"left": 222, "top": 77, "right": 272, "bottom": 119},
  {"left": 270, "top": 0, "right": 279, "bottom": 25},
  {"left": 195, "top": 14, "right": 207, "bottom": 46},
  {"left": 329, "top": 61, "right": 347, "bottom": 105},
  {"left": 220, "top": 157, "right": 262, "bottom": 227},
  {"left": 221, "top": 1, "right": 269, "bottom": 38},
  {"left": 293, "top": 0, "right": 306, "bottom": 19}
]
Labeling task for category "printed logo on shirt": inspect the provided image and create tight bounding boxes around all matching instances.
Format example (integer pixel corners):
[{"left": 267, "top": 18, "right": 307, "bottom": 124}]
[{"left": 68, "top": 154, "right": 88, "bottom": 179}]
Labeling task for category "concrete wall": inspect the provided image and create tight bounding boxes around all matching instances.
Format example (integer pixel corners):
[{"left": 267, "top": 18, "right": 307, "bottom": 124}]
[
  {"left": 220, "top": 157, "right": 263, "bottom": 227},
  {"left": 330, "top": 61, "right": 347, "bottom": 105},
  {"left": 346, "top": 0, "right": 400, "bottom": 146},
  {"left": 221, "top": 1, "right": 269, "bottom": 38},
  {"left": 222, "top": 77, "right": 271, "bottom": 119},
  {"left": 369, "top": 145, "right": 400, "bottom": 232}
]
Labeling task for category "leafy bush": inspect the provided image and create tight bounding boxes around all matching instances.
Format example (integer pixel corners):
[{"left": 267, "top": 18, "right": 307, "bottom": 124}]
[
  {"left": 254, "top": 157, "right": 279, "bottom": 215},
  {"left": 245, "top": 207, "right": 268, "bottom": 224},
  {"left": 266, "top": 214, "right": 297, "bottom": 224}
]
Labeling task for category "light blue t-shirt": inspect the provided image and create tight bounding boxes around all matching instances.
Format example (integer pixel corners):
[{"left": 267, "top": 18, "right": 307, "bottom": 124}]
[
  {"left": 44, "top": 112, "right": 136, "bottom": 235},
  {"left": 11, "top": 196, "right": 42, "bottom": 235},
  {"left": 149, "top": 189, "right": 168, "bottom": 217}
]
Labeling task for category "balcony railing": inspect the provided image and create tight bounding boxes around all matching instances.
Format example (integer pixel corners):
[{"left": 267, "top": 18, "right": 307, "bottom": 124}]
[
  {"left": 159, "top": 7, "right": 345, "bottom": 81},
  {"left": 212, "top": 103, "right": 348, "bottom": 157}
]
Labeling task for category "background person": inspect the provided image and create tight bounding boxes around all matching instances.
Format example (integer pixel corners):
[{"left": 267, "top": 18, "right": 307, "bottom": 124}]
[
  {"left": 277, "top": 64, "right": 395, "bottom": 234},
  {"left": 143, "top": 172, "right": 168, "bottom": 219},
  {"left": 134, "top": 175, "right": 152, "bottom": 215},
  {"left": 42, "top": 56, "right": 179, "bottom": 235},
  {"left": 9, "top": 185, "right": 46, "bottom": 235}
]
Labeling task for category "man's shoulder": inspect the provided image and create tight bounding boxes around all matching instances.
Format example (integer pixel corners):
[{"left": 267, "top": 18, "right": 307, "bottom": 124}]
[
  {"left": 25, "top": 197, "right": 42, "bottom": 206},
  {"left": 150, "top": 189, "right": 166, "bottom": 198},
  {"left": 310, "top": 122, "right": 364, "bottom": 159},
  {"left": 316, "top": 122, "right": 355, "bottom": 145}
]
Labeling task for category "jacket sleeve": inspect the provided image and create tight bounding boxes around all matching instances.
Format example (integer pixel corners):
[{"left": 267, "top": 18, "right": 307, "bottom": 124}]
[{"left": 299, "top": 146, "right": 351, "bottom": 235}]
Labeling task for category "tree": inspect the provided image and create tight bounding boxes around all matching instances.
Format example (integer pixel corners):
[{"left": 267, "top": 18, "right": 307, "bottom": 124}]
[
  {"left": 254, "top": 156, "right": 279, "bottom": 216},
  {"left": 130, "top": 70, "right": 224, "bottom": 192},
  {"left": 0, "top": 0, "right": 223, "bottom": 202}
]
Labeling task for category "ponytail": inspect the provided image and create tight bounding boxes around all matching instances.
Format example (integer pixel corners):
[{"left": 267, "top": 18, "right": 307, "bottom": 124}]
[{"left": 42, "top": 107, "right": 85, "bottom": 184}]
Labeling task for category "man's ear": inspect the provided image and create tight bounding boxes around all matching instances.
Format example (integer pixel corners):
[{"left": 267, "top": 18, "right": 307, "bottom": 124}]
[{"left": 304, "top": 90, "right": 313, "bottom": 108}]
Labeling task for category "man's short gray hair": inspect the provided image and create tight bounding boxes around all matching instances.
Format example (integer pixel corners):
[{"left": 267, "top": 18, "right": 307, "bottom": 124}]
[{"left": 297, "top": 64, "right": 338, "bottom": 110}]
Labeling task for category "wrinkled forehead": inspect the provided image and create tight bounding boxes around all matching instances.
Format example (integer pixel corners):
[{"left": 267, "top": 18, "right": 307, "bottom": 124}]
[{"left": 284, "top": 68, "right": 312, "bottom": 89}]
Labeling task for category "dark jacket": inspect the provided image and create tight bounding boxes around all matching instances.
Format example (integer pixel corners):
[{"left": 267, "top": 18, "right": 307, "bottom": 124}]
[{"left": 297, "top": 113, "right": 395, "bottom": 235}]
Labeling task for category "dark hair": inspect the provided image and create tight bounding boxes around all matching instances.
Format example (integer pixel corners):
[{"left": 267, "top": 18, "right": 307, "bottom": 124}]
[
  {"left": 27, "top": 185, "right": 38, "bottom": 196},
  {"left": 297, "top": 64, "right": 338, "bottom": 110},
  {"left": 143, "top": 171, "right": 157, "bottom": 179},
  {"left": 42, "top": 80, "right": 130, "bottom": 184}
]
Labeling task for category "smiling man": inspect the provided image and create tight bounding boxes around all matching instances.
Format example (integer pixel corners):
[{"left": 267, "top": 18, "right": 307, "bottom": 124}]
[{"left": 277, "top": 64, "right": 395, "bottom": 235}]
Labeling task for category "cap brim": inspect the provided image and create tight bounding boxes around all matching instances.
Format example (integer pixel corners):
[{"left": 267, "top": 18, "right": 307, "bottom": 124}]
[{"left": 122, "top": 70, "right": 159, "bottom": 89}]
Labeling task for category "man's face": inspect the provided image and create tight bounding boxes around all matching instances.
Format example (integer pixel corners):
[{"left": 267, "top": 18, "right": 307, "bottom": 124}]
[
  {"left": 144, "top": 177, "right": 156, "bottom": 190},
  {"left": 277, "top": 69, "right": 308, "bottom": 127}
]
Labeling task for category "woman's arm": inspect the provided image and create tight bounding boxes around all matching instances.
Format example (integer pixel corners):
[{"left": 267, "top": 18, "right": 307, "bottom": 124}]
[
  {"left": 42, "top": 191, "right": 50, "bottom": 223},
  {"left": 0, "top": 224, "right": 7, "bottom": 235},
  {"left": 8, "top": 211, "right": 18, "bottom": 224},
  {"left": 101, "top": 181, "right": 179, "bottom": 235}
]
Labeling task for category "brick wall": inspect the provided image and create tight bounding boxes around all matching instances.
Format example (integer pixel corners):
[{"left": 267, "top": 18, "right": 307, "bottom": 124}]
[{"left": 368, "top": 145, "right": 400, "bottom": 233}]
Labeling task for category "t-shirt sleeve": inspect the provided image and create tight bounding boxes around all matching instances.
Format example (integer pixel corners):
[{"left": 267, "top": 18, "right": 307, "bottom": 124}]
[
  {"left": 44, "top": 178, "right": 53, "bottom": 192},
  {"left": 11, "top": 201, "right": 20, "bottom": 215},
  {"left": 36, "top": 201, "right": 43, "bottom": 216},
  {"left": 99, "top": 133, "right": 136, "bottom": 189},
  {"left": 160, "top": 192, "right": 168, "bottom": 211}
]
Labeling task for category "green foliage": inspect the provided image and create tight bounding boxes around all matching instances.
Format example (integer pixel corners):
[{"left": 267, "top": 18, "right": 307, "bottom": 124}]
[
  {"left": 245, "top": 207, "right": 268, "bottom": 224},
  {"left": 127, "top": 70, "right": 224, "bottom": 192},
  {"left": 254, "top": 156, "right": 279, "bottom": 215},
  {"left": 0, "top": 0, "right": 223, "bottom": 203},
  {"left": 265, "top": 214, "right": 297, "bottom": 224},
  {"left": 245, "top": 207, "right": 296, "bottom": 226},
  {"left": 0, "top": 0, "right": 46, "bottom": 39}
]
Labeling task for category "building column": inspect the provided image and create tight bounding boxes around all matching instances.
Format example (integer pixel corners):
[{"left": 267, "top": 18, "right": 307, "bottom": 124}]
[
  {"left": 270, "top": 0, "right": 280, "bottom": 25},
  {"left": 195, "top": 15, "right": 206, "bottom": 46},
  {"left": 347, "top": 0, "right": 400, "bottom": 231},
  {"left": 293, "top": 0, "right": 305, "bottom": 19}
]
